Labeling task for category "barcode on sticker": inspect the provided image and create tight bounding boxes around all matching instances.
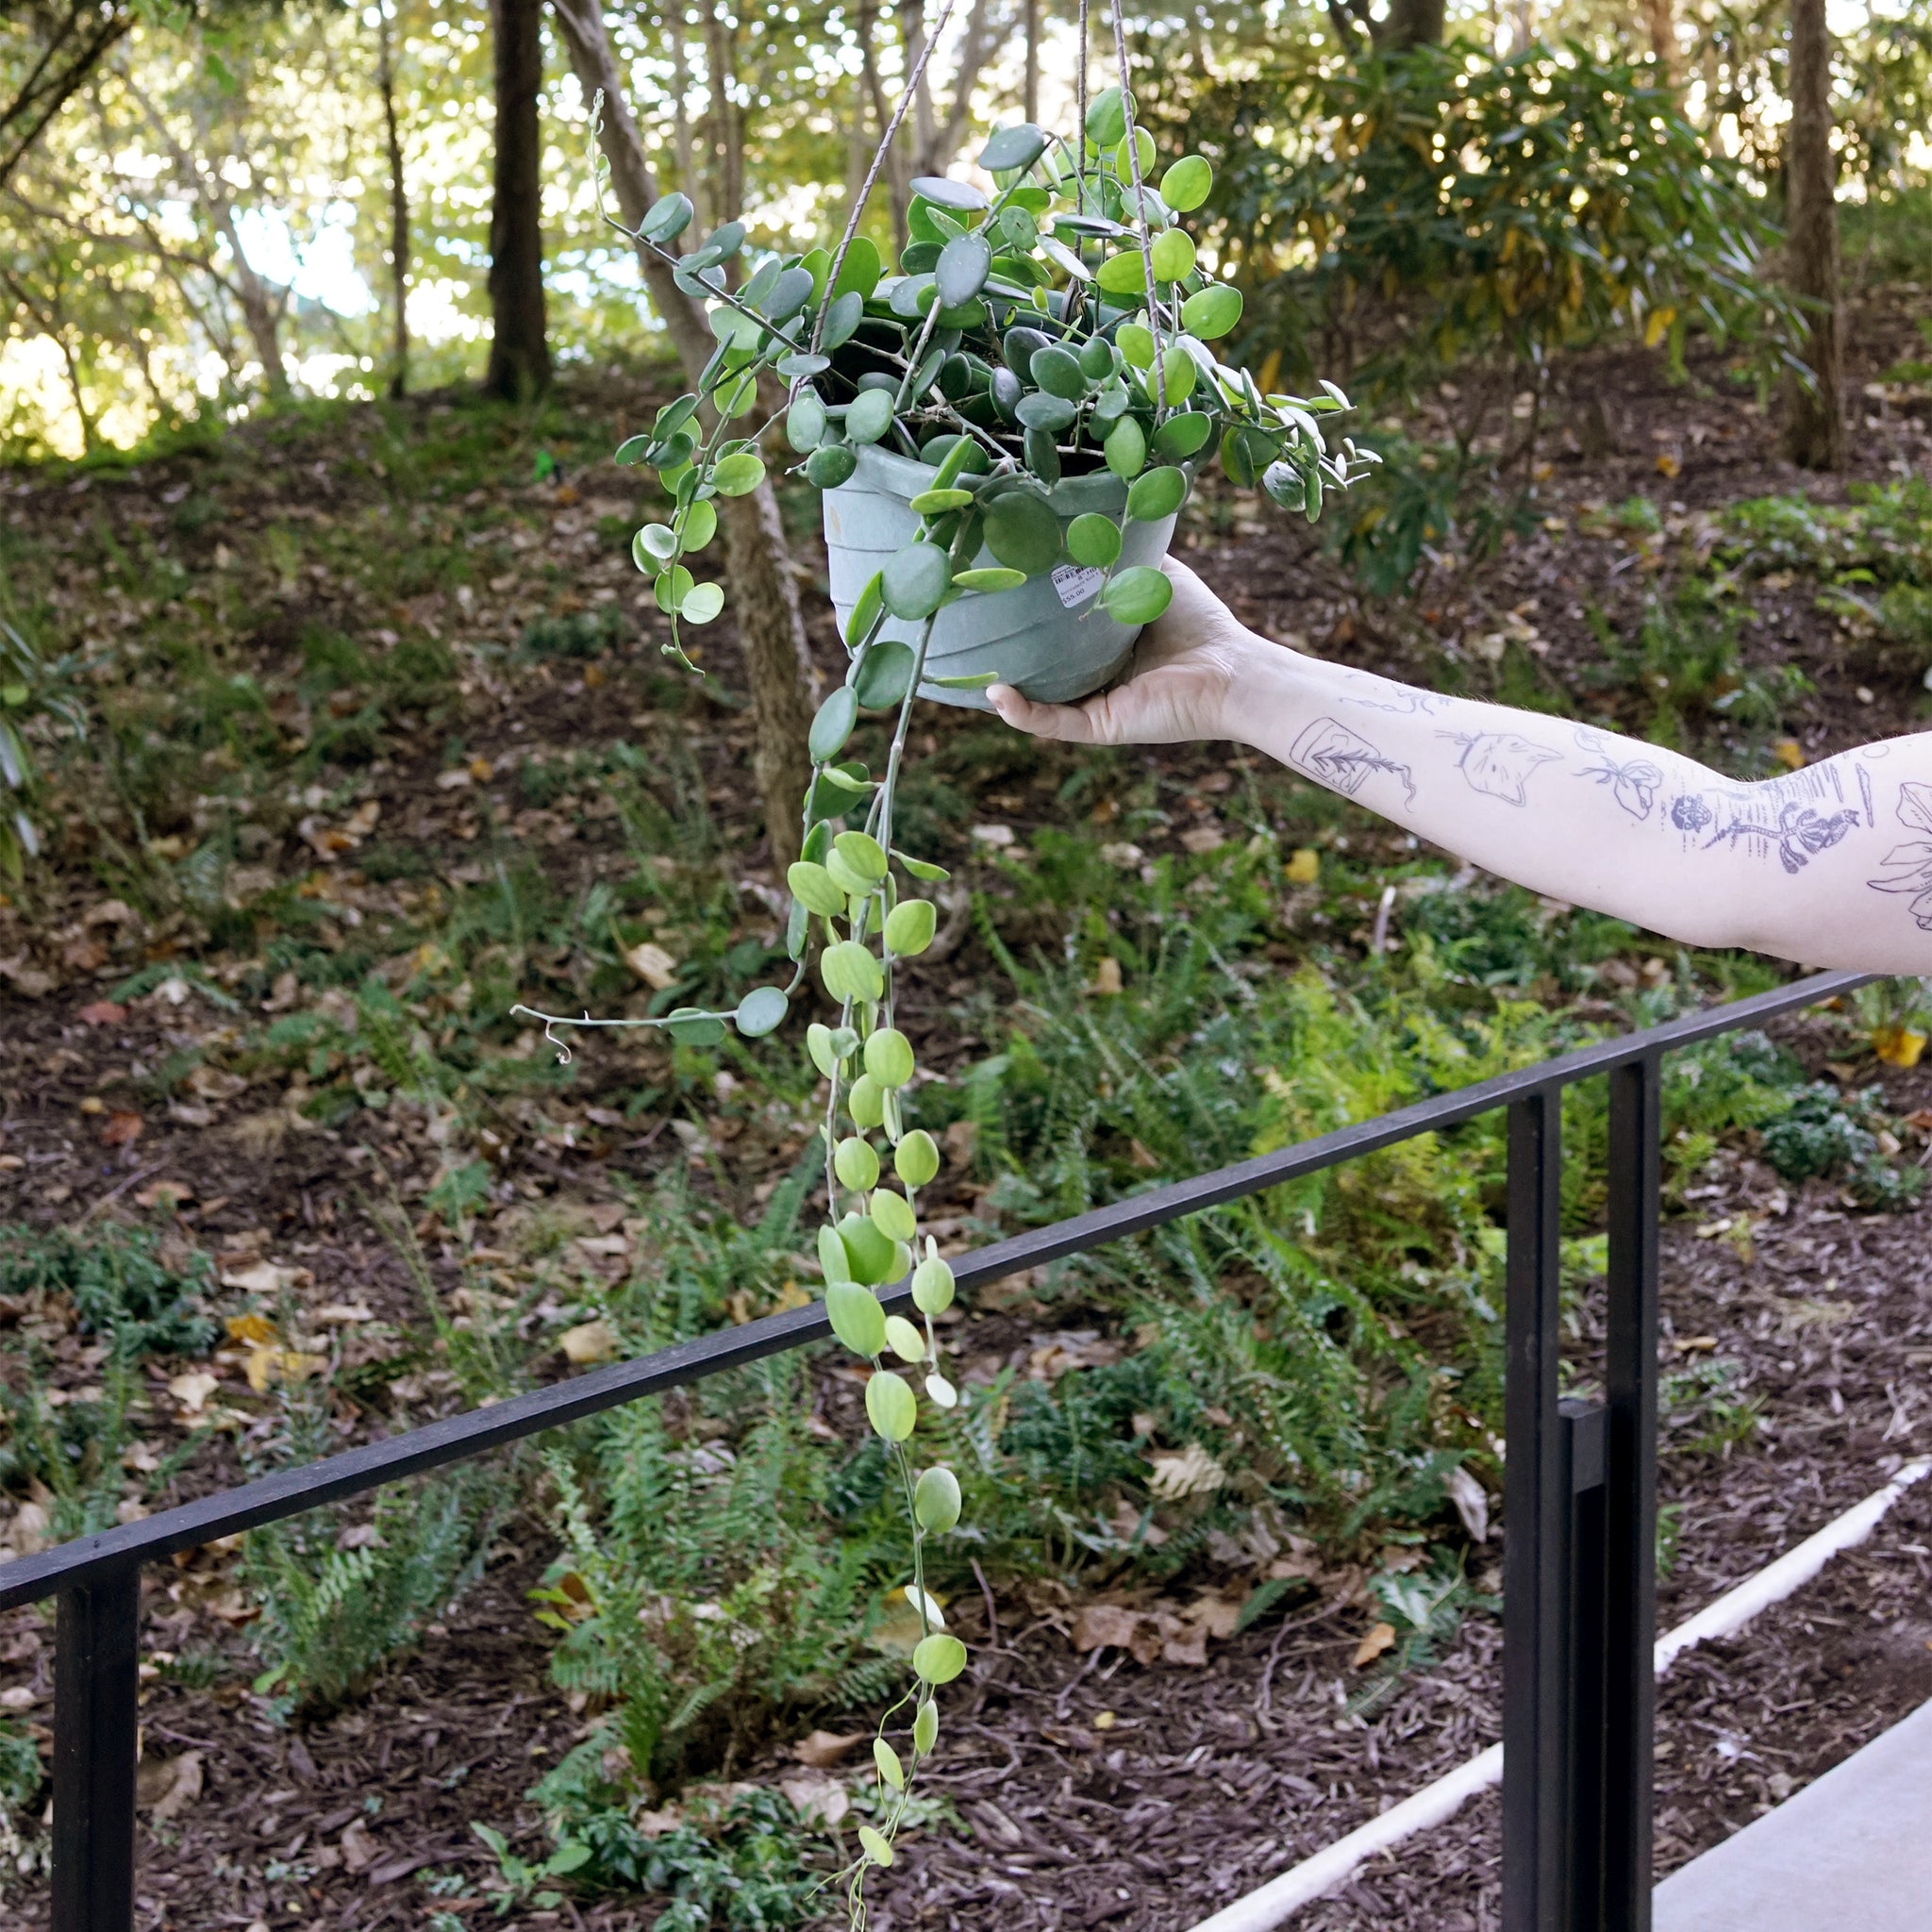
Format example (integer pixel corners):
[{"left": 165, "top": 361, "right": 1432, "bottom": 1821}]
[{"left": 1051, "top": 564, "right": 1105, "bottom": 610}]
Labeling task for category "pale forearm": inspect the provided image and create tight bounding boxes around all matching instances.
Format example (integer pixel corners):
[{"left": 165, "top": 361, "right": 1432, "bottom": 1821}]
[{"left": 1229, "top": 639, "right": 1932, "bottom": 973}]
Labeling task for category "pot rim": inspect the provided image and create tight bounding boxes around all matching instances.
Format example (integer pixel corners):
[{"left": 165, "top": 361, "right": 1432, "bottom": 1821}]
[{"left": 844, "top": 441, "right": 1131, "bottom": 516}]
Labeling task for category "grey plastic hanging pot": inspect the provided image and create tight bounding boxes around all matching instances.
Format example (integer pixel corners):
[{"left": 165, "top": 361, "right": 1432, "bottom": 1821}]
[{"left": 822, "top": 443, "right": 1178, "bottom": 712}]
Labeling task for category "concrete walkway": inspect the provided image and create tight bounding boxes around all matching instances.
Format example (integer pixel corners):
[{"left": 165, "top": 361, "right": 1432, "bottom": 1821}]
[{"left": 1654, "top": 1695, "right": 1932, "bottom": 1932}]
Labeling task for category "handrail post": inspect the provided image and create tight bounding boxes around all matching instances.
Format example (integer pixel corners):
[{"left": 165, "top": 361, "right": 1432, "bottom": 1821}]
[
  {"left": 52, "top": 1568, "right": 141, "bottom": 1932},
  {"left": 1503, "top": 1089, "right": 1570, "bottom": 1932},
  {"left": 1604, "top": 1053, "right": 1662, "bottom": 1929}
]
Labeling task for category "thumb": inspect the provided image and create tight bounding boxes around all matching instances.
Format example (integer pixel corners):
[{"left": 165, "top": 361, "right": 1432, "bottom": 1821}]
[{"left": 986, "top": 683, "right": 1104, "bottom": 744}]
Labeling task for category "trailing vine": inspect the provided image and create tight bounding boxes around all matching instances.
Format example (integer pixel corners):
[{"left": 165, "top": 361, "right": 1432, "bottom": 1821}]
[{"left": 517, "top": 8, "right": 1368, "bottom": 1917}]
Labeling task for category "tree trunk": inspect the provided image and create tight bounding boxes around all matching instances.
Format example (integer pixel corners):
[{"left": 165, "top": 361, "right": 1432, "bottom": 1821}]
[
  {"left": 550, "top": 0, "right": 817, "bottom": 869},
  {"left": 1024, "top": 0, "right": 1039, "bottom": 122},
  {"left": 1781, "top": 0, "right": 1843, "bottom": 470},
  {"left": 1377, "top": 0, "right": 1444, "bottom": 51},
  {"left": 210, "top": 200, "right": 289, "bottom": 397},
  {"left": 376, "top": 0, "right": 410, "bottom": 398},
  {"left": 484, "top": 0, "right": 551, "bottom": 402},
  {"left": 1638, "top": 0, "right": 1676, "bottom": 81}
]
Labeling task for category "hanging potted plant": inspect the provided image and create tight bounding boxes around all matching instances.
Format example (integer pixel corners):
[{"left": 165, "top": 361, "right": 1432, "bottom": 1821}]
[{"left": 524, "top": 9, "right": 1370, "bottom": 1914}]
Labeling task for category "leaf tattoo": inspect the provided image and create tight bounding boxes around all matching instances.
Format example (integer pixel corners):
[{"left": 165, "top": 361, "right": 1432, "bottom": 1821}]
[
  {"left": 1440, "top": 731, "right": 1561, "bottom": 808},
  {"left": 1867, "top": 780, "right": 1932, "bottom": 929},
  {"left": 1290, "top": 718, "right": 1417, "bottom": 805}
]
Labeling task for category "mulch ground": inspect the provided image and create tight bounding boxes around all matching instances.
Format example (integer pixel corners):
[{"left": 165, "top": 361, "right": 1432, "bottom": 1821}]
[{"left": 0, "top": 281, "right": 1929, "bottom": 1928}]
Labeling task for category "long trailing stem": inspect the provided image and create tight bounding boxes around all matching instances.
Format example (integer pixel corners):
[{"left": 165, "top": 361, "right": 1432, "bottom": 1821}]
[{"left": 1108, "top": 0, "right": 1166, "bottom": 411}]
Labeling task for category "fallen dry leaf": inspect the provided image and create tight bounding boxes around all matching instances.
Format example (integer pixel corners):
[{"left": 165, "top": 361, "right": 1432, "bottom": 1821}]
[
  {"left": 777, "top": 1770, "right": 849, "bottom": 1826},
  {"left": 1072, "top": 1603, "right": 1144, "bottom": 1653},
  {"left": 1089, "top": 957, "right": 1124, "bottom": 996},
  {"left": 1285, "top": 847, "right": 1321, "bottom": 885},
  {"left": 143, "top": 1751, "right": 203, "bottom": 1822},
  {"left": 339, "top": 1819, "right": 375, "bottom": 1874},
  {"left": 100, "top": 1109, "right": 144, "bottom": 1149},
  {"left": 558, "top": 1319, "right": 618, "bottom": 1365},
  {"left": 1146, "top": 1441, "right": 1228, "bottom": 1501},
  {"left": 166, "top": 1371, "right": 220, "bottom": 1416},
  {"left": 791, "top": 1728, "right": 868, "bottom": 1770},
  {"left": 133, "top": 1179, "right": 192, "bottom": 1211},
  {"left": 243, "top": 1346, "right": 327, "bottom": 1394},
  {"left": 221, "top": 1260, "right": 308, "bottom": 1295},
  {"left": 75, "top": 1000, "right": 127, "bottom": 1026},
  {"left": 623, "top": 941, "right": 679, "bottom": 990},
  {"left": 1445, "top": 1463, "right": 1490, "bottom": 1543},
  {"left": 1353, "top": 1621, "right": 1397, "bottom": 1669},
  {"left": 225, "top": 1312, "right": 275, "bottom": 1344},
  {"left": 314, "top": 1303, "right": 375, "bottom": 1324},
  {"left": 1178, "top": 823, "right": 1224, "bottom": 854}
]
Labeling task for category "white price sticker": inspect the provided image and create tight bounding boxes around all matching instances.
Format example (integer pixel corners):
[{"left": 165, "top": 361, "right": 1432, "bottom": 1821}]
[{"left": 1051, "top": 564, "right": 1105, "bottom": 609}]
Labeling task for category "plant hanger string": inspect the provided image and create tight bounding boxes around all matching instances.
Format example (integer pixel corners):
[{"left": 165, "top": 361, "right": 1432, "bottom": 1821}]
[{"left": 808, "top": 0, "right": 967, "bottom": 363}]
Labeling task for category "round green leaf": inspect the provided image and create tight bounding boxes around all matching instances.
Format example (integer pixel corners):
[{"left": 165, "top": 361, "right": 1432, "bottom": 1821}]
[
  {"left": 818, "top": 1223, "right": 852, "bottom": 1283},
  {"left": 913, "top": 1699, "right": 939, "bottom": 1755},
  {"left": 663, "top": 1007, "right": 724, "bottom": 1045},
  {"left": 711, "top": 451, "right": 765, "bottom": 496},
  {"left": 882, "top": 1310, "right": 924, "bottom": 1361},
  {"left": 866, "top": 1369, "right": 918, "bottom": 1441},
  {"left": 1096, "top": 250, "right": 1149, "bottom": 297},
  {"left": 848, "top": 1074, "right": 886, "bottom": 1129},
  {"left": 1180, "top": 282, "right": 1243, "bottom": 340},
  {"left": 1101, "top": 564, "right": 1174, "bottom": 625},
  {"left": 1079, "top": 336, "right": 1118, "bottom": 381},
  {"left": 865, "top": 1027, "right": 915, "bottom": 1089},
  {"left": 1150, "top": 227, "right": 1197, "bottom": 283},
  {"left": 913, "top": 1466, "right": 962, "bottom": 1534},
  {"left": 908, "top": 488, "right": 974, "bottom": 515},
  {"left": 936, "top": 232, "right": 991, "bottom": 308},
  {"left": 983, "top": 492, "right": 1063, "bottom": 575},
  {"left": 835, "top": 1135, "right": 881, "bottom": 1191},
  {"left": 821, "top": 940, "right": 884, "bottom": 1003},
  {"left": 653, "top": 565, "right": 692, "bottom": 615},
  {"left": 641, "top": 191, "right": 694, "bottom": 242},
  {"left": 912, "top": 1632, "right": 967, "bottom": 1684},
  {"left": 1066, "top": 512, "right": 1123, "bottom": 568},
  {"left": 845, "top": 569, "right": 885, "bottom": 646},
  {"left": 895, "top": 1129, "right": 941, "bottom": 1189},
  {"left": 1104, "top": 415, "right": 1147, "bottom": 480},
  {"left": 840, "top": 1213, "right": 896, "bottom": 1284},
  {"left": 854, "top": 639, "right": 916, "bottom": 710},
  {"left": 833, "top": 830, "right": 888, "bottom": 881},
  {"left": 1085, "top": 84, "right": 1129, "bottom": 148},
  {"left": 680, "top": 498, "right": 718, "bottom": 552},
  {"left": 831, "top": 237, "right": 881, "bottom": 301},
  {"left": 806, "top": 1022, "right": 843, "bottom": 1078},
  {"left": 911, "top": 1249, "right": 956, "bottom": 1312},
  {"left": 615, "top": 435, "right": 651, "bottom": 466},
  {"left": 874, "top": 1193, "right": 918, "bottom": 1246},
  {"left": 1160, "top": 344, "right": 1198, "bottom": 405},
  {"left": 826, "top": 1278, "right": 885, "bottom": 1357},
  {"left": 884, "top": 897, "right": 937, "bottom": 956},
  {"left": 1112, "top": 127, "right": 1157, "bottom": 175},
  {"left": 882, "top": 541, "right": 952, "bottom": 620},
  {"left": 980, "top": 122, "right": 1048, "bottom": 171},
  {"left": 808, "top": 688, "right": 858, "bottom": 764},
  {"left": 806, "top": 443, "right": 858, "bottom": 490},
  {"left": 874, "top": 1738, "right": 906, "bottom": 1790},
  {"left": 910, "top": 175, "right": 987, "bottom": 211},
  {"left": 845, "top": 388, "right": 894, "bottom": 446},
  {"left": 1029, "top": 344, "right": 1086, "bottom": 399},
  {"left": 680, "top": 581, "right": 724, "bottom": 625},
  {"left": 1151, "top": 410, "right": 1217, "bottom": 460},
  {"left": 821, "top": 290, "right": 865, "bottom": 349},
  {"left": 1014, "top": 391, "right": 1075, "bottom": 433},
  {"left": 857, "top": 1824, "right": 894, "bottom": 1869},
  {"left": 951, "top": 566, "right": 1025, "bottom": 592},
  {"left": 734, "top": 985, "right": 788, "bottom": 1037},
  {"left": 787, "top": 391, "right": 826, "bottom": 453},
  {"left": 1125, "top": 465, "right": 1188, "bottom": 523},
  {"left": 1160, "top": 154, "right": 1213, "bottom": 212},
  {"left": 633, "top": 523, "right": 677, "bottom": 572},
  {"left": 1117, "top": 323, "right": 1157, "bottom": 371},
  {"left": 789, "top": 858, "right": 846, "bottom": 916},
  {"left": 825, "top": 847, "right": 876, "bottom": 898}
]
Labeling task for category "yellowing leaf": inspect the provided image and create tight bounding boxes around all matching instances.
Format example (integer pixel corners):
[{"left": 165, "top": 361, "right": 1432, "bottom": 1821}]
[
  {"left": 1352, "top": 1621, "right": 1397, "bottom": 1669},
  {"left": 244, "top": 1346, "right": 326, "bottom": 1393},
  {"left": 225, "top": 1312, "right": 275, "bottom": 1344},
  {"left": 1773, "top": 738, "right": 1806, "bottom": 771},
  {"left": 558, "top": 1320, "right": 619, "bottom": 1364},
  {"left": 1873, "top": 1026, "right": 1927, "bottom": 1069},
  {"left": 1286, "top": 847, "right": 1321, "bottom": 885}
]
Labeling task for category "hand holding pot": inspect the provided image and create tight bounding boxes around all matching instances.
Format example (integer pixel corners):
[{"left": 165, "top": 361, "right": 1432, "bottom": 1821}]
[{"left": 988, "top": 560, "right": 1265, "bottom": 746}]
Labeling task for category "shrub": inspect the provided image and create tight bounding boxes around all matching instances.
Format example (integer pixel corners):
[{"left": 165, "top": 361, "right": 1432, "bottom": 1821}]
[{"left": 0, "top": 1222, "right": 216, "bottom": 1361}]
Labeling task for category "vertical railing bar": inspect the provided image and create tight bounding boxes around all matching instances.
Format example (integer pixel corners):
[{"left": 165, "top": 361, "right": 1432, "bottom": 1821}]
[
  {"left": 1604, "top": 1051, "right": 1662, "bottom": 1931},
  {"left": 51, "top": 1568, "right": 142, "bottom": 1932},
  {"left": 1502, "top": 1088, "right": 1569, "bottom": 1932}
]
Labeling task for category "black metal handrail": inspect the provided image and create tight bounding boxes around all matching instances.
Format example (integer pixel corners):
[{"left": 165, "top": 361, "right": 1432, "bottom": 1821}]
[{"left": 10, "top": 967, "right": 1871, "bottom": 1932}]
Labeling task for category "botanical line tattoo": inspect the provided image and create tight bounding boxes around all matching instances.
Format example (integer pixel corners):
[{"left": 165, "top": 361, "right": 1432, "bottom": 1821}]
[
  {"left": 1689, "top": 760, "right": 1871, "bottom": 873},
  {"left": 1337, "top": 676, "right": 1449, "bottom": 718},
  {"left": 1440, "top": 730, "right": 1561, "bottom": 808},
  {"left": 1867, "top": 780, "right": 1932, "bottom": 929},
  {"left": 1290, "top": 717, "right": 1418, "bottom": 805},
  {"left": 1574, "top": 729, "right": 1664, "bottom": 821},
  {"left": 1706, "top": 800, "right": 1858, "bottom": 874}
]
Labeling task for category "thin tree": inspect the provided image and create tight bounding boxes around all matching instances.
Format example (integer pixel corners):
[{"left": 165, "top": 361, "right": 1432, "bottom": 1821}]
[
  {"left": 0, "top": 1, "right": 135, "bottom": 195},
  {"left": 1638, "top": 0, "right": 1676, "bottom": 82},
  {"left": 549, "top": 0, "right": 817, "bottom": 869},
  {"left": 375, "top": 0, "right": 409, "bottom": 397},
  {"left": 1781, "top": 0, "right": 1843, "bottom": 469},
  {"left": 483, "top": 0, "right": 551, "bottom": 400},
  {"left": 1326, "top": 0, "right": 1443, "bottom": 55}
]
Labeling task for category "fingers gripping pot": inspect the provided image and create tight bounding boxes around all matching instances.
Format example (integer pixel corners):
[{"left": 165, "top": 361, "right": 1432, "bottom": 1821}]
[{"left": 822, "top": 444, "right": 1181, "bottom": 710}]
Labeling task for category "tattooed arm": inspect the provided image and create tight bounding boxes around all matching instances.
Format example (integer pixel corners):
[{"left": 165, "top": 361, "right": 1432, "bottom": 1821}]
[{"left": 989, "top": 561, "right": 1932, "bottom": 973}]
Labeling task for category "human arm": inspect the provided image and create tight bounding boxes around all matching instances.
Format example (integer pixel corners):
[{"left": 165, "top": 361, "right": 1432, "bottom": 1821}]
[{"left": 988, "top": 562, "right": 1932, "bottom": 974}]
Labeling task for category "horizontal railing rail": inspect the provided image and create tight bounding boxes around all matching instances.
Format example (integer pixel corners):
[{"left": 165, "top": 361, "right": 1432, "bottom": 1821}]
[{"left": 6, "top": 967, "right": 1871, "bottom": 1932}]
